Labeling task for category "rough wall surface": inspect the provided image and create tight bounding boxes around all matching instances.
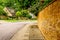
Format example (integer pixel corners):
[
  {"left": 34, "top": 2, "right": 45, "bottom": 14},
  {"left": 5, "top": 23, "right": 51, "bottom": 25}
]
[{"left": 38, "top": 0, "right": 60, "bottom": 40}]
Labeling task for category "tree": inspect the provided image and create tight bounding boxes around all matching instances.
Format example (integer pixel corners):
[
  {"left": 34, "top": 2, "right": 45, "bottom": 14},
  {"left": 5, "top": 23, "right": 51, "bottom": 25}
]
[
  {"left": 0, "top": 0, "right": 52, "bottom": 17},
  {"left": 28, "top": 0, "right": 52, "bottom": 16}
]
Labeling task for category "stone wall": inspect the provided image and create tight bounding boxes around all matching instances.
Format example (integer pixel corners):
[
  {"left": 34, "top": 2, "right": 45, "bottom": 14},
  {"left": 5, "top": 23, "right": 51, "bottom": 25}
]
[{"left": 38, "top": 0, "right": 60, "bottom": 40}]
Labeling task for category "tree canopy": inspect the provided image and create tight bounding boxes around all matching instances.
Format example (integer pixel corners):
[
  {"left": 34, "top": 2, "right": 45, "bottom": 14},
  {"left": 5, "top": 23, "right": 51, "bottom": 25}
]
[{"left": 0, "top": 0, "right": 52, "bottom": 16}]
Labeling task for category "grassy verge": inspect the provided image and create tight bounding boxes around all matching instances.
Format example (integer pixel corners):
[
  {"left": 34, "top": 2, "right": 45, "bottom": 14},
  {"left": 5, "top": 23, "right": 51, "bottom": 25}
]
[{"left": 5, "top": 20, "right": 37, "bottom": 22}]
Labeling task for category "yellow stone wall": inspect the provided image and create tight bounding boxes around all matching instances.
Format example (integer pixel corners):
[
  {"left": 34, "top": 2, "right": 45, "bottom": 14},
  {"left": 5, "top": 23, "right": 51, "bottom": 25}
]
[{"left": 38, "top": 0, "right": 60, "bottom": 40}]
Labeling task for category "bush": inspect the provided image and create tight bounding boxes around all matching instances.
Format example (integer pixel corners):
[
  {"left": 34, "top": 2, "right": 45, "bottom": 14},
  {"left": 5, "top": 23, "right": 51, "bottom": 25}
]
[
  {"left": 21, "top": 10, "right": 29, "bottom": 17},
  {"left": 26, "top": 14, "right": 32, "bottom": 19},
  {"left": 16, "top": 10, "right": 32, "bottom": 19},
  {"left": 16, "top": 11, "right": 22, "bottom": 17}
]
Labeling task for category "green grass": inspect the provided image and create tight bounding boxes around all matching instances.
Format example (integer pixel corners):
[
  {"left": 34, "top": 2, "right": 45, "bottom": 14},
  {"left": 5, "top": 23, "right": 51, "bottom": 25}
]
[{"left": 5, "top": 20, "right": 37, "bottom": 22}]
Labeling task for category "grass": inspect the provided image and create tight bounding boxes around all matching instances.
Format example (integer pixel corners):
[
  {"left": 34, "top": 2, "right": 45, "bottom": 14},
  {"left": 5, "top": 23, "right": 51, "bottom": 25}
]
[{"left": 5, "top": 20, "right": 37, "bottom": 22}]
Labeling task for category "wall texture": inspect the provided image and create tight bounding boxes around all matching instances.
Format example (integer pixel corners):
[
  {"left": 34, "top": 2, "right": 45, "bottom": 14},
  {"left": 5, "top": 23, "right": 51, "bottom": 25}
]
[{"left": 38, "top": 0, "right": 60, "bottom": 40}]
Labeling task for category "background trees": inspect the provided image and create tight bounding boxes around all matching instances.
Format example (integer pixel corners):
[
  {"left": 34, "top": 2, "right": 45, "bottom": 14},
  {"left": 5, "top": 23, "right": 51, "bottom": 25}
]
[{"left": 0, "top": 0, "right": 52, "bottom": 19}]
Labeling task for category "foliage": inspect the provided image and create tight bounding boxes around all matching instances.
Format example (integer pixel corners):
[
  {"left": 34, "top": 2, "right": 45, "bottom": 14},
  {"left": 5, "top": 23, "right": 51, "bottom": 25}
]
[
  {"left": 21, "top": 10, "right": 30, "bottom": 17},
  {"left": 26, "top": 14, "right": 32, "bottom": 19},
  {"left": 0, "top": 0, "right": 8, "bottom": 16},
  {"left": 0, "top": 6, "right": 4, "bottom": 15},
  {"left": 28, "top": 0, "right": 52, "bottom": 16},
  {"left": 16, "top": 11, "right": 22, "bottom": 17},
  {"left": 0, "top": 0, "right": 52, "bottom": 19},
  {"left": 16, "top": 10, "right": 32, "bottom": 19}
]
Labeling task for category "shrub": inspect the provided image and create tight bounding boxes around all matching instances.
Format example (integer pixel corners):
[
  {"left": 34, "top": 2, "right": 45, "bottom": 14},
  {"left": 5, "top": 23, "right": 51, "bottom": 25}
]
[
  {"left": 26, "top": 14, "right": 32, "bottom": 19},
  {"left": 21, "top": 10, "right": 29, "bottom": 17},
  {"left": 16, "top": 10, "right": 32, "bottom": 19},
  {"left": 16, "top": 11, "right": 22, "bottom": 17}
]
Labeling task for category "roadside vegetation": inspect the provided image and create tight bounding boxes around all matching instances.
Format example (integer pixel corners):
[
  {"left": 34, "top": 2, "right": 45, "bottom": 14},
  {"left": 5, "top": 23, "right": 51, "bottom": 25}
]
[
  {"left": 5, "top": 20, "right": 37, "bottom": 22},
  {"left": 0, "top": 0, "right": 52, "bottom": 20}
]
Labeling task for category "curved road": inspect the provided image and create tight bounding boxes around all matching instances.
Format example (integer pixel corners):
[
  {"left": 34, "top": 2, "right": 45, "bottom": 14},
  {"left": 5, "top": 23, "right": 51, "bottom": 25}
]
[{"left": 0, "top": 22, "right": 36, "bottom": 40}]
